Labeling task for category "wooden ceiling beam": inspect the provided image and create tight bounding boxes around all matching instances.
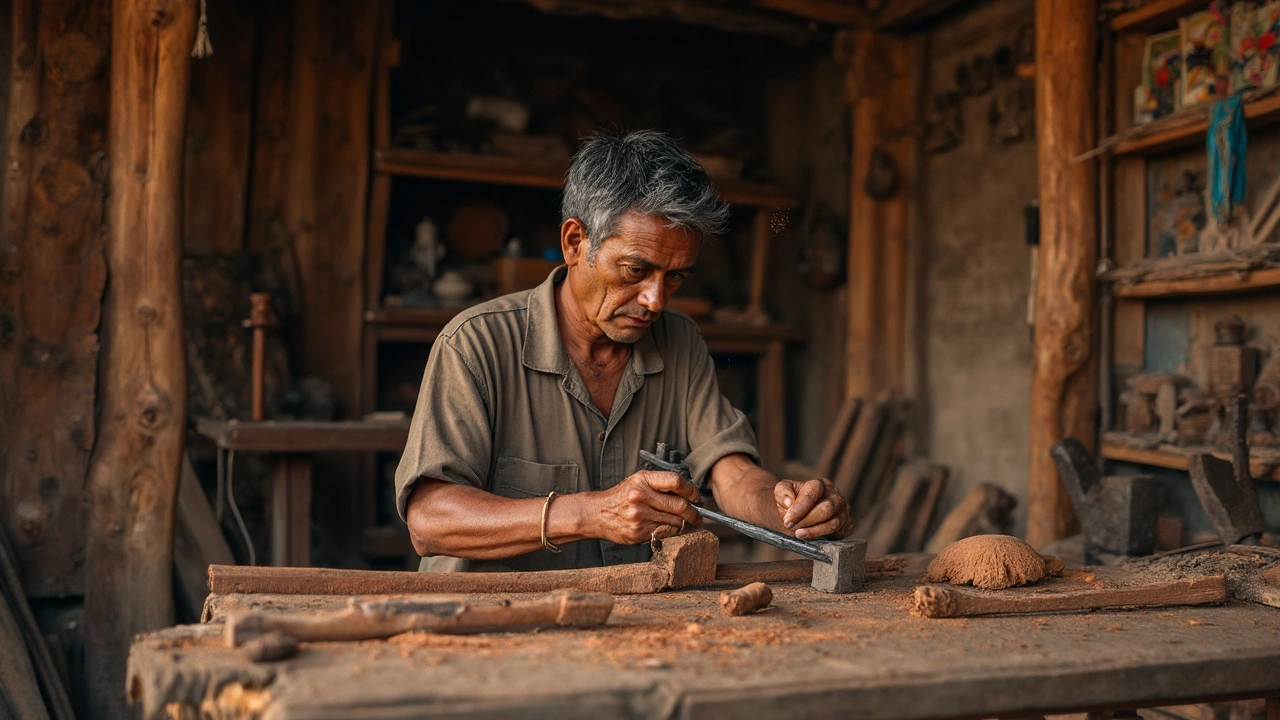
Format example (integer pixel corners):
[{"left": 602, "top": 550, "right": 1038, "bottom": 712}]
[
  {"left": 868, "top": 0, "right": 971, "bottom": 30},
  {"left": 743, "top": 0, "right": 869, "bottom": 26},
  {"left": 507, "top": 0, "right": 826, "bottom": 44}
]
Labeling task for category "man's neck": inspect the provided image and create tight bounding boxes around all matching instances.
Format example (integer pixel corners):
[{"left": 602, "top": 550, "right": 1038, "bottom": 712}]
[{"left": 553, "top": 275, "right": 632, "bottom": 365}]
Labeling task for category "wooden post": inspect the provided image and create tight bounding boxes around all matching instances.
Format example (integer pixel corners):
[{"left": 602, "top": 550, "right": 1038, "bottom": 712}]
[
  {"left": 83, "top": 0, "right": 195, "bottom": 717},
  {"left": 0, "top": 0, "right": 110, "bottom": 598},
  {"left": 1027, "top": 0, "right": 1098, "bottom": 548},
  {"left": 841, "top": 29, "right": 915, "bottom": 400}
]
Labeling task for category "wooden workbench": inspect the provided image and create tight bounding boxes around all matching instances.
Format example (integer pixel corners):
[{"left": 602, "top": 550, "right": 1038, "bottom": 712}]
[
  {"left": 127, "top": 566, "right": 1280, "bottom": 719},
  {"left": 194, "top": 418, "right": 411, "bottom": 566}
]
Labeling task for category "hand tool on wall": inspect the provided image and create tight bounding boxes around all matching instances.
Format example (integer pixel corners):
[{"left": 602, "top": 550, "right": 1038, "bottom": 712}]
[
  {"left": 640, "top": 443, "right": 866, "bottom": 593},
  {"left": 226, "top": 589, "right": 614, "bottom": 650},
  {"left": 1189, "top": 395, "right": 1265, "bottom": 547},
  {"left": 912, "top": 575, "right": 1228, "bottom": 619},
  {"left": 1051, "top": 437, "right": 1161, "bottom": 562},
  {"left": 242, "top": 292, "right": 277, "bottom": 421}
]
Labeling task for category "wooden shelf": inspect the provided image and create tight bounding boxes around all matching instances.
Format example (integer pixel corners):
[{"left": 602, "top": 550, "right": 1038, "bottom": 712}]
[
  {"left": 1111, "top": 266, "right": 1280, "bottom": 298},
  {"left": 1108, "top": 90, "right": 1280, "bottom": 157},
  {"left": 1102, "top": 246, "right": 1280, "bottom": 299},
  {"left": 1100, "top": 436, "right": 1280, "bottom": 481},
  {"left": 366, "top": 305, "right": 805, "bottom": 345},
  {"left": 374, "top": 147, "right": 801, "bottom": 208},
  {"left": 1109, "top": 0, "right": 1206, "bottom": 33}
]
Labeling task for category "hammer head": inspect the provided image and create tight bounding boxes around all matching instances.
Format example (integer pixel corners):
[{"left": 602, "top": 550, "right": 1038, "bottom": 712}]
[
  {"left": 1052, "top": 437, "right": 1161, "bottom": 560},
  {"left": 810, "top": 539, "right": 867, "bottom": 593}
]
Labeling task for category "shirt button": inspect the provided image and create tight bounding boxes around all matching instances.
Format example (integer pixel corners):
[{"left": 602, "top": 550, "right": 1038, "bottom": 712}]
[{"left": 597, "top": 431, "right": 606, "bottom": 441}]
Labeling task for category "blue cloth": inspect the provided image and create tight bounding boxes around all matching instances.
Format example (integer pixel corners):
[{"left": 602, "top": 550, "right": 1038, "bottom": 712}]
[{"left": 1208, "top": 95, "right": 1247, "bottom": 226}]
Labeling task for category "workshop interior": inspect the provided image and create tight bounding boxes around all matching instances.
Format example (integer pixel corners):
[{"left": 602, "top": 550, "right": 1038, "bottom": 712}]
[{"left": 3, "top": 0, "right": 1280, "bottom": 717}]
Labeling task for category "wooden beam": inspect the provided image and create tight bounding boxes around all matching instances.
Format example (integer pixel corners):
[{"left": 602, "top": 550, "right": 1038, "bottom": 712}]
[
  {"left": 843, "top": 30, "right": 916, "bottom": 400},
  {"left": 872, "top": 0, "right": 970, "bottom": 30},
  {"left": 747, "top": 0, "right": 868, "bottom": 26},
  {"left": 510, "top": 0, "right": 821, "bottom": 45},
  {"left": 0, "top": 0, "right": 110, "bottom": 598},
  {"left": 83, "top": 0, "right": 196, "bottom": 716},
  {"left": 182, "top": 0, "right": 258, "bottom": 254},
  {"left": 1027, "top": 0, "right": 1097, "bottom": 548}
]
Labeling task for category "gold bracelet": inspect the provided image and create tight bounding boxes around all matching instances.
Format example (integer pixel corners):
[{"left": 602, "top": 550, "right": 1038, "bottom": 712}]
[{"left": 540, "top": 491, "right": 561, "bottom": 553}]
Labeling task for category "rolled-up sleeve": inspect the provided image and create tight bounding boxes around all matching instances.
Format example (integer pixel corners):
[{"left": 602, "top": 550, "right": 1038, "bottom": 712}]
[
  {"left": 679, "top": 330, "right": 760, "bottom": 488},
  {"left": 394, "top": 337, "right": 493, "bottom": 522}
]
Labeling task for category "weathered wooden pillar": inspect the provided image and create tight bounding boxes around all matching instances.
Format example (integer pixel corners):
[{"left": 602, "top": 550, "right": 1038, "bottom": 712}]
[
  {"left": 84, "top": 0, "right": 195, "bottom": 716},
  {"left": 841, "top": 29, "right": 916, "bottom": 401},
  {"left": 1, "top": 0, "right": 110, "bottom": 599},
  {"left": 1027, "top": 0, "right": 1098, "bottom": 548}
]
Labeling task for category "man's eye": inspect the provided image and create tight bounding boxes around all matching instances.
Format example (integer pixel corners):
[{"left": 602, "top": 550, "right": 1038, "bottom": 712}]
[
  {"left": 667, "top": 273, "right": 685, "bottom": 283},
  {"left": 625, "top": 266, "right": 646, "bottom": 278}
]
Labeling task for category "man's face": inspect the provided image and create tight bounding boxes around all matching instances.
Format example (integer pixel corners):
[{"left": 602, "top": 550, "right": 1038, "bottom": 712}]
[{"left": 563, "top": 211, "right": 700, "bottom": 344}]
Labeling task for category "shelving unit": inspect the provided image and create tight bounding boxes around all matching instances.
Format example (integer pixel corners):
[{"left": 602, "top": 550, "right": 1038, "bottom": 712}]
[{"left": 1098, "top": 0, "right": 1280, "bottom": 489}]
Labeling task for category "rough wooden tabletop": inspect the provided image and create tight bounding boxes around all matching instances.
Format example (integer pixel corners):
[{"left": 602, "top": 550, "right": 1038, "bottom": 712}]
[{"left": 128, "top": 564, "right": 1280, "bottom": 720}]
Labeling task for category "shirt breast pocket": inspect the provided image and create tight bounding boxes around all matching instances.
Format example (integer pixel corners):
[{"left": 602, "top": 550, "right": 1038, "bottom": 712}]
[{"left": 492, "top": 456, "right": 582, "bottom": 498}]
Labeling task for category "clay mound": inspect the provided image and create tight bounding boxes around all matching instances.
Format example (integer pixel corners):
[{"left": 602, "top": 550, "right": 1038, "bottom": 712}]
[{"left": 924, "top": 534, "right": 1059, "bottom": 590}]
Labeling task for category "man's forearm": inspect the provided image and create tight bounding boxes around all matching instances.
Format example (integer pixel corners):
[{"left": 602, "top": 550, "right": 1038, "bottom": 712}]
[
  {"left": 405, "top": 480, "right": 593, "bottom": 559},
  {"left": 708, "top": 460, "right": 787, "bottom": 533}
]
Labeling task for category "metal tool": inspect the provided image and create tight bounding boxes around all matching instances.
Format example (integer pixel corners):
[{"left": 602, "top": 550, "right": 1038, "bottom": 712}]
[
  {"left": 1189, "top": 395, "right": 1265, "bottom": 547},
  {"left": 640, "top": 443, "right": 831, "bottom": 564},
  {"left": 1051, "top": 437, "right": 1161, "bottom": 562}
]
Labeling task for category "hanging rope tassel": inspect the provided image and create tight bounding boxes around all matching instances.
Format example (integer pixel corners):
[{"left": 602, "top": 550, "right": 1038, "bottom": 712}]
[
  {"left": 192, "top": 0, "right": 213, "bottom": 58},
  {"left": 1207, "top": 94, "right": 1247, "bottom": 227}
]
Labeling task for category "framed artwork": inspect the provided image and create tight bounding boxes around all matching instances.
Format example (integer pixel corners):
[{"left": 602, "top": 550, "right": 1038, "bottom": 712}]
[
  {"left": 1230, "top": 1, "right": 1264, "bottom": 91},
  {"left": 1139, "top": 29, "right": 1183, "bottom": 123},
  {"left": 1257, "top": 1, "right": 1280, "bottom": 86},
  {"left": 1181, "top": 8, "right": 1231, "bottom": 105}
]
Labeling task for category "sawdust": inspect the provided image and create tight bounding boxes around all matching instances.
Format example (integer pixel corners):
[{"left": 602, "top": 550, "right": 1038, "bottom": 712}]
[{"left": 923, "top": 535, "right": 1056, "bottom": 589}]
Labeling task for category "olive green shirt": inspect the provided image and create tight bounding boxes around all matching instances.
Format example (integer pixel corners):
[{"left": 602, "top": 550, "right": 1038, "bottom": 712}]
[{"left": 395, "top": 266, "right": 759, "bottom": 572}]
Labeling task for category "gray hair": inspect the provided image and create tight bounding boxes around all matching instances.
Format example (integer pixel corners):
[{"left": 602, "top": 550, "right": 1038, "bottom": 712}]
[{"left": 562, "top": 130, "right": 730, "bottom": 259}]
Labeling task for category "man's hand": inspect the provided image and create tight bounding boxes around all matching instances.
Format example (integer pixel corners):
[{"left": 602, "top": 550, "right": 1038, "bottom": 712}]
[
  {"left": 774, "top": 478, "right": 853, "bottom": 540},
  {"left": 587, "top": 470, "right": 703, "bottom": 545}
]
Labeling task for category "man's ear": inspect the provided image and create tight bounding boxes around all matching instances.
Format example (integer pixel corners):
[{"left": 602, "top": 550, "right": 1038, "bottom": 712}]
[{"left": 561, "top": 217, "right": 589, "bottom": 267}]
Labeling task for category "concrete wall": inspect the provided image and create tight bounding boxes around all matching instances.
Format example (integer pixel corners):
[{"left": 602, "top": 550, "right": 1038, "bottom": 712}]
[{"left": 919, "top": 0, "right": 1037, "bottom": 534}]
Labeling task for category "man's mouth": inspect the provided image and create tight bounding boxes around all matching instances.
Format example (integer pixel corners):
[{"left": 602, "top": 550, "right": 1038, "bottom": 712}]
[{"left": 618, "top": 315, "right": 653, "bottom": 327}]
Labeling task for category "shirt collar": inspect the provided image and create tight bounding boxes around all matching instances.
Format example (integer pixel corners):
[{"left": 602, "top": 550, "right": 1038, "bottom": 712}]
[{"left": 522, "top": 265, "right": 664, "bottom": 377}]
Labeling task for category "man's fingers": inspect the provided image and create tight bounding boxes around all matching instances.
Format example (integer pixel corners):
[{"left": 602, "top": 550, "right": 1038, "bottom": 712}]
[
  {"left": 648, "top": 489, "right": 703, "bottom": 527},
  {"left": 782, "top": 479, "right": 826, "bottom": 527},
  {"left": 774, "top": 481, "right": 797, "bottom": 509},
  {"left": 794, "top": 516, "right": 845, "bottom": 540},
  {"left": 791, "top": 498, "right": 842, "bottom": 530},
  {"left": 641, "top": 470, "right": 703, "bottom": 504}
]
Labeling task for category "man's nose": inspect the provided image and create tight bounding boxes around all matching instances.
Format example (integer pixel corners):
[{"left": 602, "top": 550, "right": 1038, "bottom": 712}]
[{"left": 636, "top": 277, "right": 666, "bottom": 314}]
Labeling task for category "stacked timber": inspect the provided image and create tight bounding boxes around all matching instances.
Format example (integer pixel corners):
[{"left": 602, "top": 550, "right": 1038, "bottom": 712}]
[{"left": 0, "top": 526, "right": 75, "bottom": 720}]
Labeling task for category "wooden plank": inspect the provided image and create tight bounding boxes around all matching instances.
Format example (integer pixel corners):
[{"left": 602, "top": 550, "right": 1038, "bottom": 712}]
[
  {"left": 0, "top": 0, "right": 110, "bottom": 599},
  {"left": 855, "top": 408, "right": 904, "bottom": 516},
  {"left": 1099, "top": 439, "right": 1280, "bottom": 481},
  {"left": 271, "top": 456, "right": 313, "bottom": 567},
  {"left": 844, "top": 31, "right": 915, "bottom": 399},
  {"left": 832, "top": 392, "right": 889, "bottom": 502},
  {"left": 1028, "top": 0, "right": 1097, "bottom": 548},
  {"left": 0, "top": 586, "right": 48, "bottom": 720},
  {"left": 1109, "top": 0, "right": 1206, "bottom": 32},
  {"left": 83, "top": 1, "right": 197, "bottom": 716},
  {"left": 913, "top": 575, "right": 1228, "bottom": 618},
  {"left": 865, "top": 461, "right": 929, "bottom": 557},
  {"left": 813, "top": 396, "right": 862, "bottom": 479},
  {"left": 374, "top": 148, "right": 801, "bottom": 208},
  {"left": 194, "top": 418, "right": 411, "bottom": 453},
  {"left": 1112, "top": 267, "right": 1280, "bottom": 298},
  {"left": 0, "top": 528, "right": 74, "bottom": 720},
  {"left": 901, "top": 464, "right": 948, "bottom": 553},
  {"left": 756, "top": 340, "right": 786, "bottom": 472},
  {"left": 174, "top": 457, "right": 234, "bottom": 618},
  {"left": 745, "top": 0, "right": 867, "bottom": 25},
  {"left": 285, "top": 0, "right": 379, "bottom": 430},
  {"left": 182, "top": 0, "right": 257, "bottom": 254}
]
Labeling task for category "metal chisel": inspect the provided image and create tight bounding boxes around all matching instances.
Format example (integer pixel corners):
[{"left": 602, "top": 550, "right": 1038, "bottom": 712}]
[{"left": 640, "top": 444, "right": 831, "bottom": 564}]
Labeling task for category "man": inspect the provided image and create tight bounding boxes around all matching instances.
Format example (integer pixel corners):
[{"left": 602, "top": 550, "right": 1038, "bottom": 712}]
[{"left": 396, "top": 130, "right": 852, "bottom": 572}]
